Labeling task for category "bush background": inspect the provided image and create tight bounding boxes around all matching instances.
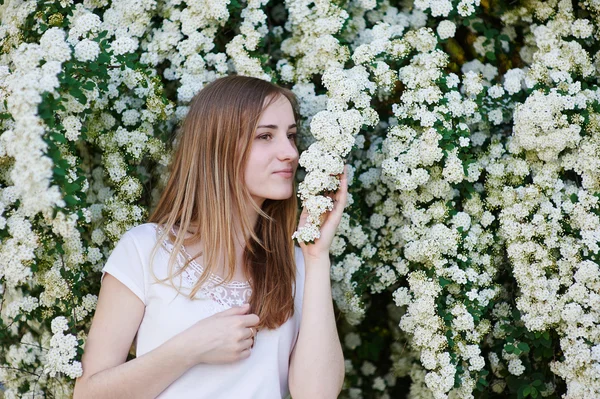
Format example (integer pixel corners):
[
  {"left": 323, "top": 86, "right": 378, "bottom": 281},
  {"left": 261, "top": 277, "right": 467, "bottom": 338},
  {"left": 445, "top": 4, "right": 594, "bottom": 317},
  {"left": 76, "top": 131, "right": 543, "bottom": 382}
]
[{"left": 1, "top": 0, "right": 600, "bottom": 398}]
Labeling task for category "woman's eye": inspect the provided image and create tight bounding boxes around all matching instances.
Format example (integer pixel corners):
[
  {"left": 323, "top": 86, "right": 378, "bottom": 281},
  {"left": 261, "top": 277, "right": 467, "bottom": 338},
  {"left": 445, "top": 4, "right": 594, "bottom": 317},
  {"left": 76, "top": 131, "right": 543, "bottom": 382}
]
[
  {"left": 258, "top": 133, "right": 272, "bottom": 140},
  {"left": 288, "top": 133, "right": 297, "bottom": 141}
]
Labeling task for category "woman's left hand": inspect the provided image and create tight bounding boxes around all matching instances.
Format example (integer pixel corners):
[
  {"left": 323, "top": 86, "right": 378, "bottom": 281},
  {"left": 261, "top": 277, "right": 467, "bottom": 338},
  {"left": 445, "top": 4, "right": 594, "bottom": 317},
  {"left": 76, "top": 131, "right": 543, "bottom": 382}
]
[{"left": 298, "top": 164, "right": 349, "bottom": 260}]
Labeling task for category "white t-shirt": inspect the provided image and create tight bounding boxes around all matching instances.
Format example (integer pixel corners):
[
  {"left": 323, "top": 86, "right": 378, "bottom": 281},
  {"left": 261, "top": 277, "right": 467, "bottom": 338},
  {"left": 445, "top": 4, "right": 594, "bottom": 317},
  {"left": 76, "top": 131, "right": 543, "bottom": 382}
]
[{"left": 100, "top": 222, "right": 305, "bottom": 399}]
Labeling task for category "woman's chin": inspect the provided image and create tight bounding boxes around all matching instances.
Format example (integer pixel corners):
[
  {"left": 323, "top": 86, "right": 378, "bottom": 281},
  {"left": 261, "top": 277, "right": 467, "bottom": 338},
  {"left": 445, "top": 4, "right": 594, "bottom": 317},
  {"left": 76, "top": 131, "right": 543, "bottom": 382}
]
[{"left": 266, "top": 190, "right": 294, "bottom": 201}]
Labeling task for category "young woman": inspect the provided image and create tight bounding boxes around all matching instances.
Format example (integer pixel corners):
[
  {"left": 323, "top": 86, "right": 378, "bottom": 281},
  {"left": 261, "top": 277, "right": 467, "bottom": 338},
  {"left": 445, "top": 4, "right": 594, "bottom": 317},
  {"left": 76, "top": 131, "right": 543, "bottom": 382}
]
[{"left": 73, "top": 75, "right": 347, "bottom": 398}]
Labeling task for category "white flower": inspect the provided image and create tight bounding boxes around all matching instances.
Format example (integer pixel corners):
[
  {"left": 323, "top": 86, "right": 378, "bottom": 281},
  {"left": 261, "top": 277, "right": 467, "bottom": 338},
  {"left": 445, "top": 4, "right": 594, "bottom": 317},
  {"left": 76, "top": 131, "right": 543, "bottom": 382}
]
[
  {"left": 69, "top": 11, "right": 102, "bottom": 42},
  {"left": 451, "top": 303, "right": 475, "bottom": 331},
  {"left": 5, "top": 296, "right": 39, "bottom": 318},
  {"left": 442, "top": 148, "right": 465, "bottom": 183},
  {"left": 429, "top": 0, "right": 453, "bottom": 17},
  {"left": 111, "top": 36, "right": 138, "bottom": 55},
  {"left": 571, "top": 19, "right": 593, "bottom": 39},
  {"left": 487, "top": 84, "right": 505, "bottom": 99},
  {"left": 488, "top": 109, "right": 503, "bottom": 125},
  {"left": 393, "top": 287, "right": 411, "bottom": 307},
  {"left": 503, "top": 69, "right": 525, "bottom": 95},
  {"left": 436, "top": 20, "right": 456, "bottom": 40},
  {"left": 121, "top": 109, "right": 141, "bottom": 126},
  {"left": 344, "top": 332, "right": 362, "bottom": 350},
  {"left": 62, "top": 115, "right": 82, "bottom": 141},
  {"left": 507, "top": 358, "right": 525, "bottom": 376},
  {"left": 40, "top": 28, "right": 72, "bottom": 63},
  {"left": 452, "top": 212, "right": 471, "bottom": 231},
  {"left": 51, "top": 316, "right": 69, "bottom": 334},
  {"left": 74, "top": 39, "right": 100, "bottom": 62},
  {"left": 463, "top": 71, "right": 484, "bottom": 97},
  {"left": 372, "top": 376, "right": 386, "bottom": 391},
  {"left": 512, "top": 90, "right": 582, "bottom": 162},
  {"left": 361, "top": 361, "right": 377, "bottom": 376},
  {"left": 457, "top": 0, "right": 477, "bottom": 17}
]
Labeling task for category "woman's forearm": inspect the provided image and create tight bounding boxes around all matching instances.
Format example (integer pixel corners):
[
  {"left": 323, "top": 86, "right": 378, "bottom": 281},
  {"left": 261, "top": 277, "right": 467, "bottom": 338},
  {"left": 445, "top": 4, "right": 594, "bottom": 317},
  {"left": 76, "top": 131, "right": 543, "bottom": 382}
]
[
  {"left": 289, "top": 255, "right": 345, "bottom": 398},
  {"left": 73, "top": 333, "right": 195, "bottom": 399}
]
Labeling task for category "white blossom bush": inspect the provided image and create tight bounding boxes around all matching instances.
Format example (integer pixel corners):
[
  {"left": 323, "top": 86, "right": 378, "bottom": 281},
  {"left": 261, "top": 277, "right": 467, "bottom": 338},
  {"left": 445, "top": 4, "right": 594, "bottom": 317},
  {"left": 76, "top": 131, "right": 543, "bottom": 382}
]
[{"left": 2, "top": 0, "right": 600, "bottom": 398}]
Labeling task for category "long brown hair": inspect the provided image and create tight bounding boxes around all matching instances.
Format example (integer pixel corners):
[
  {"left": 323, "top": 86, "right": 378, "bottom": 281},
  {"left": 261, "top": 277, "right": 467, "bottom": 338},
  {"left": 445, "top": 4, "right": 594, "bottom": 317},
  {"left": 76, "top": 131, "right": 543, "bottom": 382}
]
[{"left": 147, "top": 75, "right": 300, "bottom": 330}]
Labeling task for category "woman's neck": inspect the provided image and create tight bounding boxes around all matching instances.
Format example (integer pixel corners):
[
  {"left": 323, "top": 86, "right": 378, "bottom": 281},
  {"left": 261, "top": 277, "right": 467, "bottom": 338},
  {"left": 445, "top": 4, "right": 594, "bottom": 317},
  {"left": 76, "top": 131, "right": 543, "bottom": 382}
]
[{"left": 175, "top": 202, "right": 261, "bottom": 278}]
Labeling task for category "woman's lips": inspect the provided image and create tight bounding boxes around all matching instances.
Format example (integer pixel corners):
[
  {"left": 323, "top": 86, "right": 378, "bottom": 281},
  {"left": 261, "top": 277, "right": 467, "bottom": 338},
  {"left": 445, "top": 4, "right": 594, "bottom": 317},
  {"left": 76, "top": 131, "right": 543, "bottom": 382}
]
[{"left": 273, "top": 170, "right": 293, "bottom": 178}]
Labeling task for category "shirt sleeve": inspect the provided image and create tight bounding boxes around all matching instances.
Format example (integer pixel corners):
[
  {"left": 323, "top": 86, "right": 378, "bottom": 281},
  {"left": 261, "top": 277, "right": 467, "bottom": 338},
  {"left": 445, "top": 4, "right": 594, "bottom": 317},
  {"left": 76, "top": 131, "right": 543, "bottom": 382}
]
[
  {"left": 292, "top": 246, "right": 306, "bottom": 345},
  {"left": 101, "top": 231, "right": 147, "bottom": 306}
]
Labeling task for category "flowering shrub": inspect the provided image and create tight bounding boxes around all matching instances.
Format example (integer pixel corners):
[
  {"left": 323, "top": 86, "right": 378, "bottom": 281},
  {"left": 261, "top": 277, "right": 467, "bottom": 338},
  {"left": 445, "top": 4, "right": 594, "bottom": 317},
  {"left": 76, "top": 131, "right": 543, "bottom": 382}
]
[{"left": 1, "top": 0, "right": 600, "bottom": 398}]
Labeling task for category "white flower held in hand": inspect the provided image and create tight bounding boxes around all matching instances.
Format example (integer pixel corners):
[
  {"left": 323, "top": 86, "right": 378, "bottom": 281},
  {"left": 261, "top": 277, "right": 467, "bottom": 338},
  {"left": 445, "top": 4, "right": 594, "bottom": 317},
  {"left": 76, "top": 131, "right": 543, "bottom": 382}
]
[{"left": 292, "top": 66, "right": 376, "bottom": 243}]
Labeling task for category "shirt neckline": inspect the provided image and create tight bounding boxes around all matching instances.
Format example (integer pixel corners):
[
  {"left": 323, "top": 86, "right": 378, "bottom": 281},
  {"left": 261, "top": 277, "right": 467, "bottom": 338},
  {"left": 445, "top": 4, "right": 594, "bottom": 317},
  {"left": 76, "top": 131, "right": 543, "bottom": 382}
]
[{"left": 154, "top": 223, "right": 252, "bottom": 288}]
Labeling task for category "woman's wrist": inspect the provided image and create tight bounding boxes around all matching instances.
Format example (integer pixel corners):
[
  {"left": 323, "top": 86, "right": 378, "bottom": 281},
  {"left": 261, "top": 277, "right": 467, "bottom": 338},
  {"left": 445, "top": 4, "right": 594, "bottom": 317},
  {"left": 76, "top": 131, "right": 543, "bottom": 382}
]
[
  {"left": 301, "top": 251, "right": 331, "bottom": 268},
  {"left": 167, "top": 329, "right": 203, "bottom": 368}
]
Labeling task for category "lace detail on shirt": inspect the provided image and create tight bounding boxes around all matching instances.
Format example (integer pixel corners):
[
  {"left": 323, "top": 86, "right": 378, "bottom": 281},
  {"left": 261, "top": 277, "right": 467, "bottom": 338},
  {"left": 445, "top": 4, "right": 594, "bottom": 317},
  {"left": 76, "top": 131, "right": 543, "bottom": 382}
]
[{"left": 154, "top": 224, "right": 252, "bottom": 308}]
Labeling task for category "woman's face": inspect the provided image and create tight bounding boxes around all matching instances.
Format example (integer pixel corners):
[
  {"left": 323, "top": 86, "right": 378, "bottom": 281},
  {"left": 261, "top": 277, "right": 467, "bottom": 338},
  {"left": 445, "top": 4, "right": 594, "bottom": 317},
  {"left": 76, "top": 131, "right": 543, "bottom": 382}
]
[{"left": 245, "top": 95, "right": 299, "bottom": 206}]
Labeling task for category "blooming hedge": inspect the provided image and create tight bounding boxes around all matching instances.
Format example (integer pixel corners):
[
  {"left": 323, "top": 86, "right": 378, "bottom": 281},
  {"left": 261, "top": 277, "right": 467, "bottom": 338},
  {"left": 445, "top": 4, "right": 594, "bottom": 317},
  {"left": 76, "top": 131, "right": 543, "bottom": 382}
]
[{"left": 1, "top": 0, "right": 600, "bottom": 398}]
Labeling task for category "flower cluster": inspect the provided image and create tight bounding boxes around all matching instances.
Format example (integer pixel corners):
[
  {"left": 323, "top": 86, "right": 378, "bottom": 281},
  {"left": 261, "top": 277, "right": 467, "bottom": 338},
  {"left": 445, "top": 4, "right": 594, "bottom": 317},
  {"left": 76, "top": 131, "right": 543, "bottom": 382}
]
[
  {"left": 44, "top": 317, "right": 82, "bottom": 379},
  {"left": 292, "top": 64, "right": 378, "bottom": 242}
]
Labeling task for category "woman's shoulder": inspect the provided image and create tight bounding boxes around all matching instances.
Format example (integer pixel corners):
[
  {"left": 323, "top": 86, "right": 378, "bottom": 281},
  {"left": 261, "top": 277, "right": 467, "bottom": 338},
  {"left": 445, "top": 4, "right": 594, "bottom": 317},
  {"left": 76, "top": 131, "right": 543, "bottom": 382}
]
[{"left": 122, "top": 223, "right": 161, "bottom": 245}]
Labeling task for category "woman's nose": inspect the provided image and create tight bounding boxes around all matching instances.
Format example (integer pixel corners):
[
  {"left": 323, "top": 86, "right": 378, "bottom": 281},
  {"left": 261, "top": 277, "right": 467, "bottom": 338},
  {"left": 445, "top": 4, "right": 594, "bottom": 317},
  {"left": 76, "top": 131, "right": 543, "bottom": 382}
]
[{"left": 277, "top": 135, "right": 299, "bottom": 161}]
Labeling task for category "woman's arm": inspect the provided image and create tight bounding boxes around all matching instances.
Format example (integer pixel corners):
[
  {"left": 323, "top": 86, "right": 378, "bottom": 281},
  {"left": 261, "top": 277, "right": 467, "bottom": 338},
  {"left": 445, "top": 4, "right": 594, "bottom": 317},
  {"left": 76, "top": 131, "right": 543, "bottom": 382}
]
[
  {"left": 73, "top": 274, "right": 197, "bottom": 399},
  {"left": 288, "top": 256, "right": 345, "bottom": 398},
  {"left": 74, "top": 273, "right": 259, "bottom": 399},
  {"left": 289, "top": 165, "right": 349, "bottom": 398}
]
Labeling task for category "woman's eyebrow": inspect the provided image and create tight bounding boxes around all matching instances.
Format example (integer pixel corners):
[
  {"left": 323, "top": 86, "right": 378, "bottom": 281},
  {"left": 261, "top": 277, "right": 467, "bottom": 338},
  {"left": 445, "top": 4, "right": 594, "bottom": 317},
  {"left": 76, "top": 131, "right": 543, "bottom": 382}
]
[{"left": 257, "top": 123, "right": 297, "bottom": 129}]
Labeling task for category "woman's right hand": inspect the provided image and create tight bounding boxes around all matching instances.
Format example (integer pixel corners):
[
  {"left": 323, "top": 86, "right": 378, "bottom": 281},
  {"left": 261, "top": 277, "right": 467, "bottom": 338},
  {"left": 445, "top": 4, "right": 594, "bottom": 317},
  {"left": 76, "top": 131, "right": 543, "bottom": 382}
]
[{"left": 180, "top": 303, "right": 260, "bottom": 365}]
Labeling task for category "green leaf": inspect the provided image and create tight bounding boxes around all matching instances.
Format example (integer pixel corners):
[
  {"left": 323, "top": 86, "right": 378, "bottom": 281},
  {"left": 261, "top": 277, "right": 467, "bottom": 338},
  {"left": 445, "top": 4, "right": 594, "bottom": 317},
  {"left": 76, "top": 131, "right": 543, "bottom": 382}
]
[
  {"left": 472, "top": 22, "right": 485, "bottom": 32},
  {"left": 518, "top": 342, "right": 530, "bottom": 353},
  {"left": 439, "top": 277, "right": 452, "bottom": 287},
  {"left": 64, "top": 182, "right": 81, "bottom": 195},
  {"left": 49, "top": 132, "right": 66, "bottom": 143},
  {"left": 98, "top": 52, "right": 110, "bottom": 64},
  {"left": 82, "top": 81, "right": 95, "bottom": 90},
  {"left": 64, "top": 195, "right": 78, "bottom": 206},
  {"left": 53, "top": 167, "right": 66, "bottom": 176},
  {"left": 513, "top": 347, "right": 522, "bottom": 355},
  {"left": 70, "top": 87, "right": 87, "bottom": 104},
  {"left": 505, "top": 344, "right": 515, "bottom": 353}
]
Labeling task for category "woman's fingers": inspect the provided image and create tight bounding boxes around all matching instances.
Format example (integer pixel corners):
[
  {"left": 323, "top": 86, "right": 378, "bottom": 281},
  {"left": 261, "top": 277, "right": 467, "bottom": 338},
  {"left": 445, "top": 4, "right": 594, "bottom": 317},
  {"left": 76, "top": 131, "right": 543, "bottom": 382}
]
[
  {"left": 329, "top": 165, "right": 348, "bottom": 215},
  {"left": 335, "top": 165, "right": 348, "bottom": 214},
  {"left": 242, "top": 336, "right": 254, "bottom": 350},
  {"left": 299, "top": 165, "right": 348, "bottom": 233}
]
